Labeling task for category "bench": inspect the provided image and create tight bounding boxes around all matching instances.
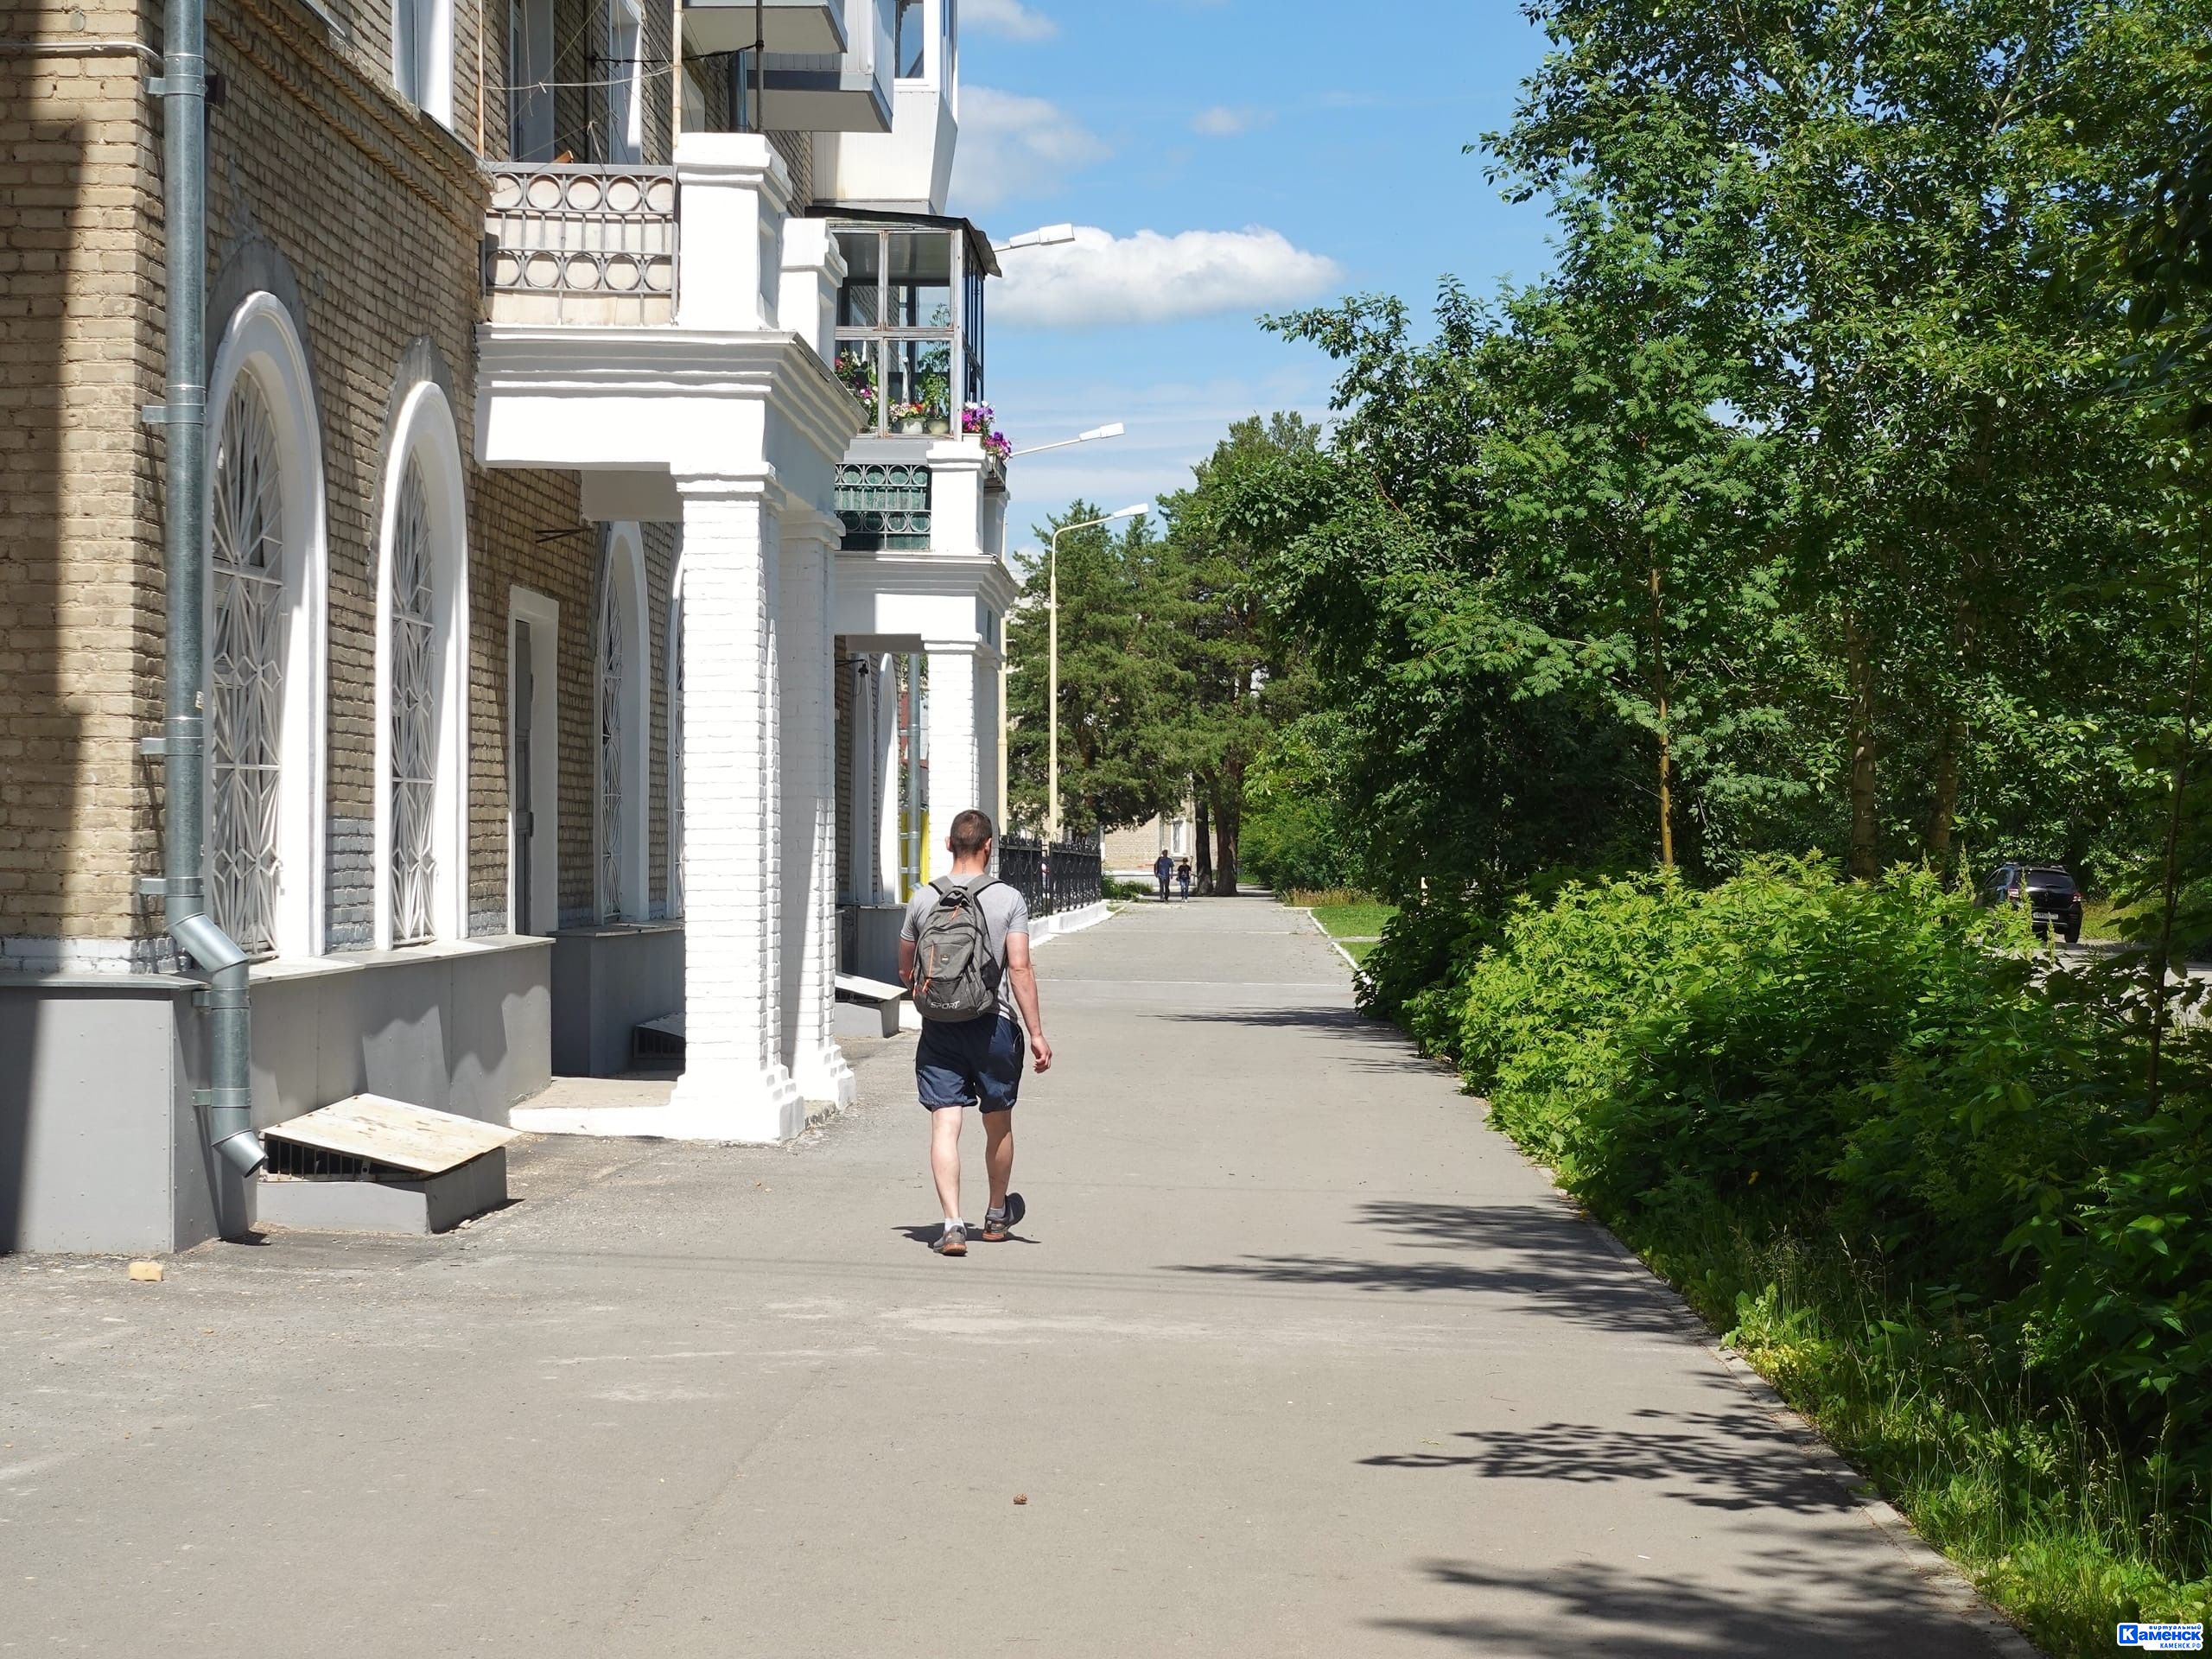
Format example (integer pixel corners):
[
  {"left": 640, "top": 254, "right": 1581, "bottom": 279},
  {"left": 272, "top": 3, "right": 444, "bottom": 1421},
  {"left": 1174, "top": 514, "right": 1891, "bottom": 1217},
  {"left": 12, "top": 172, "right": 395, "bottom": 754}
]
[{"left": 835, "top": 973, "right": 911, "bottom": 1039}]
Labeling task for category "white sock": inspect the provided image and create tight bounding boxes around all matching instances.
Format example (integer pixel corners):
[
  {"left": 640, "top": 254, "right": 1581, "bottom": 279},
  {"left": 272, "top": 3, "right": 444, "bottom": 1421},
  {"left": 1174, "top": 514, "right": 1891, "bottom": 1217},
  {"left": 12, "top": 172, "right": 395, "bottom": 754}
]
[{"left": 944, "top": 1216, "right": 963, "bottom": 1230}]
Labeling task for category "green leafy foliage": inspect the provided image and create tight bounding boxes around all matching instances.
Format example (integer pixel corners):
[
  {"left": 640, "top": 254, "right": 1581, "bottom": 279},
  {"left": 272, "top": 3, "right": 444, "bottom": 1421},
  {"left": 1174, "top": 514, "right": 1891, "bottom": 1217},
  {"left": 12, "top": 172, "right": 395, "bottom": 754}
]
[{"left": 1405, "top": 861, "right": 2212, "bottom": 1650}]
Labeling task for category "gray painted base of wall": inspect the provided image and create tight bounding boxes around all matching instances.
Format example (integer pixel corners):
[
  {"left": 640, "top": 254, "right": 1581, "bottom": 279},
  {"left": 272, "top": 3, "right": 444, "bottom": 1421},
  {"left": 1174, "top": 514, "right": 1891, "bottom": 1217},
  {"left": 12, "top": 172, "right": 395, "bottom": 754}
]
[
  {"left": 853, "top": 906, "right": 905, "bottom": 983},
  {"left": 251, "top": 1149, "right": 508, "bottom": 1236},
  {"left": 251, "top": 937, "right": 553, "bottom": 1128},
  {"left": 0, "top": 977, "right": 223, "bottom": 1254},
  {"left": 550, "top": 925, "right": 683, "bottom": 1076},
  {"left": 1, "top": 937, "right": 551, "bottom": 1255}
]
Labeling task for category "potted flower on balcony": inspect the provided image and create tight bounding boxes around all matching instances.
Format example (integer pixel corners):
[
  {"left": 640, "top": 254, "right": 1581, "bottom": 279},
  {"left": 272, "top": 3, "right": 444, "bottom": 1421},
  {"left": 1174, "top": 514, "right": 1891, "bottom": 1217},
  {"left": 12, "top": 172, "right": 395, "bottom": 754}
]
[
  {"left": 893, "top": 399, "right": 929, "bottom": 435},
  {"left": 836, "top": 350, "right": 878, "bottom": 416},
  {"left": 920, "top": 372, "right": 952, "bottom": 435},
  {"left": 961, "top": 400, "right": 995, "bottom": 436}
]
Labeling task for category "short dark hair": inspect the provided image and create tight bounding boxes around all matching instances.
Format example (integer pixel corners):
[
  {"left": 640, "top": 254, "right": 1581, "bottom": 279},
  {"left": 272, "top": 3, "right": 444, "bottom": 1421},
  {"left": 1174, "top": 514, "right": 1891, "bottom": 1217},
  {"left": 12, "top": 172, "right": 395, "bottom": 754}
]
[{"left": 949, "top": 809, "right": 995, "bottom": 855}]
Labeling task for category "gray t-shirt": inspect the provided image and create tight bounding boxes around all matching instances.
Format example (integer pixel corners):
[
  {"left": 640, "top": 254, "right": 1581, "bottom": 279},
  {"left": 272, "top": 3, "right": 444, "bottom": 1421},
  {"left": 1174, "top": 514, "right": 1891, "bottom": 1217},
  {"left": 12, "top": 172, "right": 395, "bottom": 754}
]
[{"left": 901, "top": 874, "right": 1031, "bottom": 1024}]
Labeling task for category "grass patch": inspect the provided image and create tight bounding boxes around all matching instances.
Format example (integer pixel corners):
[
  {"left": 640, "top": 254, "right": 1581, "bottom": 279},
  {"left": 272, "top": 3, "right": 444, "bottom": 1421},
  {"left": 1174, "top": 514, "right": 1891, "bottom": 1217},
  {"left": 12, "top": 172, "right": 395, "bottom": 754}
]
[
  {"left": 1294, "top": 895, "right": 1399, "bottom": 944},
  {"left": 2079, "top": 893, "right": 2123, "bottom": 943},
  {"left": 1341, "top": 937, "right": 1382, "bottom": 966},
  {"left": 1283, "top": 887, "right": 1376, "bottom": 910},
  {"left": 1313, "top": 902, "right": 1398, "bottom": 941}
]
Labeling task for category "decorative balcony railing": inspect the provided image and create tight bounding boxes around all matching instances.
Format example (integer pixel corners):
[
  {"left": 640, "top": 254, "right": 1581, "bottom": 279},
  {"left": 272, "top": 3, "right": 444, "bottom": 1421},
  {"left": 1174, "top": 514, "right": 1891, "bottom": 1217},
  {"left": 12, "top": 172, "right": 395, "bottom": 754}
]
[
  {"left": 483, "top": 165, "right": 678, "bottom": 326},
  {"left": 836, "top": 461, "right": 931, "bottom": 550}
]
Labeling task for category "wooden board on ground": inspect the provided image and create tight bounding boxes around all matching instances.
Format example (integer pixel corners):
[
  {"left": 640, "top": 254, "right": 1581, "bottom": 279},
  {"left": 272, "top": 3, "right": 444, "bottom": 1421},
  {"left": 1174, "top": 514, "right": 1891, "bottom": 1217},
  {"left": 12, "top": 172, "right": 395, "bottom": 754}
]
[
  {"left": 835, "top": 974, "right": 906, "bottom": 1004},
  {"left": 264, "top": 1095, "right": 519, "bottom": 1175}
]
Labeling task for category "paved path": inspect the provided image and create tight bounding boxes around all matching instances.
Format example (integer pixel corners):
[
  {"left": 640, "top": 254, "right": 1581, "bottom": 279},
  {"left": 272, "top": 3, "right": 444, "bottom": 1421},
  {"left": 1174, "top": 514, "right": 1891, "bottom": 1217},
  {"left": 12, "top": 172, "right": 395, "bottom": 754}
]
[{"left": 0, "top": 899, "right": 2024, "bottom": 1656}]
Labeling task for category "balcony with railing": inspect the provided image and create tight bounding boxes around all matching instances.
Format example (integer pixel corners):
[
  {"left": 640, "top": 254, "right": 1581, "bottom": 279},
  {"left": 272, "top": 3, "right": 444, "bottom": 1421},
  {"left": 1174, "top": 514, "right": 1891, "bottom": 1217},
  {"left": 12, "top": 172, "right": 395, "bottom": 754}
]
[
  {"left": 484, "top": 165, "right": 678, "bottom": 326},
  {"left": 679, "top": 0, "right": 892, "bottom": 136},
  {"left": 836, "top": 462, "right": 931, "bottom": 550}
]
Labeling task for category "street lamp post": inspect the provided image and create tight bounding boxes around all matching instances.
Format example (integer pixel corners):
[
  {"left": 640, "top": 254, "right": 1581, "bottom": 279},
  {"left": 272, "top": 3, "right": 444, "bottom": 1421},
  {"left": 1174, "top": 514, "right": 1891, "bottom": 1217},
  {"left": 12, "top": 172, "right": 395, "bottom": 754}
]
[
  {"left": 1010, "top": 423, "right": 1124, "bottom": 459},
  {"left": 1046, "top": 504, "right": 1151, "bottom": 843}
]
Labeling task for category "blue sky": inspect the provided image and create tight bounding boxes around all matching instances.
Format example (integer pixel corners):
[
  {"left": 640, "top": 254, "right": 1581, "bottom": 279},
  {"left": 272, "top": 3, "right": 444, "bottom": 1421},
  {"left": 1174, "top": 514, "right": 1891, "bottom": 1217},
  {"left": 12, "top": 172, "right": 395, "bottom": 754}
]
[{"left": 947, "top": 0, "right": 1560, "bottom": 545}]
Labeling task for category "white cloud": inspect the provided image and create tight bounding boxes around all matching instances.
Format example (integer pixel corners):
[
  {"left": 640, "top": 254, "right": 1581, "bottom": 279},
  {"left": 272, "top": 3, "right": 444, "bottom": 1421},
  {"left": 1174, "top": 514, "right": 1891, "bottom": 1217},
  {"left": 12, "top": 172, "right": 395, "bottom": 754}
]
[
  {"left": 963, "top": 0, "right": 1058, "bottom": 40},
  {"left": 950, "top": 86, "right": 1109, "bottom": 213},
  {"left": 992, "top": 226, "right": 1343, "bottom": 330},
  {"left": 992, "top": 369, "right": 1337, "bottom": 530},
  {"left": 1192, "top": 105, "right": 1269, "bottom": 137}
]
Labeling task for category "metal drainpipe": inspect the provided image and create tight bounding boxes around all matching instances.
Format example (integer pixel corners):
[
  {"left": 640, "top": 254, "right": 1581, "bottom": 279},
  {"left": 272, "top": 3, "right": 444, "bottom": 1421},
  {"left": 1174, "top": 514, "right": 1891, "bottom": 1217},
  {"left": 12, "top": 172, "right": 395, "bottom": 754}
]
[{"left": 146, "top": 0, "right": 265, "bottom": 1179}]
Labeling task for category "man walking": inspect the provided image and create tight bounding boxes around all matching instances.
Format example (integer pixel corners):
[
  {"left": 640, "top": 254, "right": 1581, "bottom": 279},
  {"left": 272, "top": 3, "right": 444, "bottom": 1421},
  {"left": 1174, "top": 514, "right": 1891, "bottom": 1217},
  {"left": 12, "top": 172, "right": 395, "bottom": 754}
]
[
  {"left": 899, "top": 810, "right": 1053, "bottom": 1257},
  {"left": 1154, "top": 848, "right": 1174, "bottom": 904}
]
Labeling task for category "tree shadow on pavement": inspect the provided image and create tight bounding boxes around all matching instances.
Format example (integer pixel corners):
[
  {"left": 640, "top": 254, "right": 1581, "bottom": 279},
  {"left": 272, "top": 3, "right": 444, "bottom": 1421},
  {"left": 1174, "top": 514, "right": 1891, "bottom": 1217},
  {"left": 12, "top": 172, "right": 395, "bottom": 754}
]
[
  {"left": 1165, "top": 1200, "right": 1703, "bottom": 1337},
  {"left": 1360, "top": 1408, "right": 1860, "bottom": 1515},
  {"left": 1167, "top": 1211, "right": 1699, "bottom": 1336},
  {"left": 1156, "top": 1006, "right": 1458, "bottom": 1077},
  {"left": 1371, "top": 1554, "right": 2003, "bottom": 1657}
]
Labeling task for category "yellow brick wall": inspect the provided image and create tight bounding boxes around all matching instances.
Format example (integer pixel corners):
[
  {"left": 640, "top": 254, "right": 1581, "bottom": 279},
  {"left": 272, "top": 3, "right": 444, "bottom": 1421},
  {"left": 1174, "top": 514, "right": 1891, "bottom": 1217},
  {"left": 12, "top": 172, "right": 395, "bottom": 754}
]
[
  {"left": 0, "top": 0, "right": 676, "bottom": 958},
  {"left": 0, "top": 10, "right": 166, "bottom": 957}
]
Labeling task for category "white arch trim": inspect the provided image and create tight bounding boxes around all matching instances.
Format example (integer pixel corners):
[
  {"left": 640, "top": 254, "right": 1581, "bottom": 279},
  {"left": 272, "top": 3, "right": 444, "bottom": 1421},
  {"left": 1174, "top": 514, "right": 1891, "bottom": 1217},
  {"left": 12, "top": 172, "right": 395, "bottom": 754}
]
[
  {"left": 372, "top": 378, "right": 471, "bottom": 950},
  {"left": 596, "top": 521, "right": 652, "bottom": 922},
  {"left": 206, "top": 290, "right": 328, "bottom": 962}
]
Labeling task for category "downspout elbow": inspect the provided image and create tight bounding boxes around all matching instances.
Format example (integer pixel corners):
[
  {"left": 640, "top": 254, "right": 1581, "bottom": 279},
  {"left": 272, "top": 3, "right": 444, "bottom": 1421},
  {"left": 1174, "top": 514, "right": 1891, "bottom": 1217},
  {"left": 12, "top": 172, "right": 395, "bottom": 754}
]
[{"left": 170, "top": 912, "right": 268, "bottom": 1178}]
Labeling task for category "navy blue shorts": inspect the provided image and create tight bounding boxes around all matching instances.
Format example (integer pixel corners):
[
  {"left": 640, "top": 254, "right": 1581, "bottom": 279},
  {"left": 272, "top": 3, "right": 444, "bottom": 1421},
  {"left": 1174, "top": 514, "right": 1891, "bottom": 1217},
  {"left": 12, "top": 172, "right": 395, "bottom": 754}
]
[{"left": 916, "top": 1014, "right": 1026, "bottom": 1113}]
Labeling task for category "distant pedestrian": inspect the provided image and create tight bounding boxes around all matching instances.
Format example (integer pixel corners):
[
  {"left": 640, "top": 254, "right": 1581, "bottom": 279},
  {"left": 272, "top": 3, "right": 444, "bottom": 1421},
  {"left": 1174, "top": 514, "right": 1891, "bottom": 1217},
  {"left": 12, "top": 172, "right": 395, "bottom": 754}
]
[
  {"left": 1176, "top": 857, "right": 1192, "bottom": 901},
  {"left": 1154, "top": 849, "right": 1173, "bottom": 903},
  {"left": 899, "top": 810, "right": 1052, "bottom": 1257}
]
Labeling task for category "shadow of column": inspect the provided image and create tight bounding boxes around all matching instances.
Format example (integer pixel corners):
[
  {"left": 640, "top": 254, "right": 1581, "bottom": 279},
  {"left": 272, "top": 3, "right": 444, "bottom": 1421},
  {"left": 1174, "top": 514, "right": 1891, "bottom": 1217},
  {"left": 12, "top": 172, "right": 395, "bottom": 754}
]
[{"left": 0, "top": 109, "right": 86, "bottom": 1249}]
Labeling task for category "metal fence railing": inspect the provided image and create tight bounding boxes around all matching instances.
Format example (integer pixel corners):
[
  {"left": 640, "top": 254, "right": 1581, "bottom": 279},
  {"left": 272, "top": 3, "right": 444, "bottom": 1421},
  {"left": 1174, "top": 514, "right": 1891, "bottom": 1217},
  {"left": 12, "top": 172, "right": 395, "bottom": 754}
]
[
  {"left": 1046, "top": 842, "right": 1103, "bottom": 914},
  {"left": 997, "top": 837, "right": 1102, "bottom": 918}
]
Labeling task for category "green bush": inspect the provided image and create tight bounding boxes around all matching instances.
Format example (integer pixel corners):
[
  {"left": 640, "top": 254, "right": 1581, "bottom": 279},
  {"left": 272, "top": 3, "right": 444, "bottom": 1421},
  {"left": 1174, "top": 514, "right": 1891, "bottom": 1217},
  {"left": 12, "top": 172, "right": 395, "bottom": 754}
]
[
  {"left": 1424, "top": 857, "right": 2211, "bottom": 1651},
  {"left": 1242, "top": 786, "right": 1354, "bottom": 894}
]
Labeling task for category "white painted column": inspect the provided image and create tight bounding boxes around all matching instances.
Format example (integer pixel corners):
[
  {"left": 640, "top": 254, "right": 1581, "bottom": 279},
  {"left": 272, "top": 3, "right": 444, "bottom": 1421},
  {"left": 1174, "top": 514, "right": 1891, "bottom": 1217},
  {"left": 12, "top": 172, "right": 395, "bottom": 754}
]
[
  {"left": 668, "top": 476, "right": 803, "bottom": 1141},
  {"left": 872, "top": 654, "right": 900, "bottom": 900},
  {"left": 779, "top": 508, "right": 855, "bottom": 1112},
  {"left": 778, "top": 215, "right": 845, "bottom": 364},
  {"left": 925, "top": 643, "right": 981, "bottom": 851},
  {"left": 674, "top": 133, "right": 790, "bottom": 333}
]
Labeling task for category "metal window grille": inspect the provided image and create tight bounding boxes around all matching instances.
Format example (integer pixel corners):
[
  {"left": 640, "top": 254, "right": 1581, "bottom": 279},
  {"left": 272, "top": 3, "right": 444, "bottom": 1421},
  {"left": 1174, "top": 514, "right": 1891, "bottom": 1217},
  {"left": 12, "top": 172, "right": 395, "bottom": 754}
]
[
  {"left": 836, "top": 462, "right": 931, "bottom": 551},
  {"left": 208, "top": 376, "right": 285, "bottom": 961},
  {"left": 389, "top": 461, "right": 438, "bottom": 946},
  {"left": 598, "top": 581, "right": 626, "bottom": 921}
]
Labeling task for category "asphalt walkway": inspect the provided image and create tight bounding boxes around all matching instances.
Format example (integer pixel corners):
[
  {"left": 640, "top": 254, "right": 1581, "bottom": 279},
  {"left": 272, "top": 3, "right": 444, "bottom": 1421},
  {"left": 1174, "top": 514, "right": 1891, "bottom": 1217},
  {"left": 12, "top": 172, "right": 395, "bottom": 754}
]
[{"left": 0, "top": 897, "right": 2027, "bottom": 1655}]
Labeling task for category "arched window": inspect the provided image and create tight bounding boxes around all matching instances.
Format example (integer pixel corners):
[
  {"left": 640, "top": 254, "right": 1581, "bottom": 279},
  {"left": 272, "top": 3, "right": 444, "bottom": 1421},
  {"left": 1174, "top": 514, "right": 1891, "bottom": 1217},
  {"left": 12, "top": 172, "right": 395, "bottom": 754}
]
[
  {"left": 665, "top": 557, "right": 684, "bottom": 918},
  {"left": 596, "top": 524, "right": 650, "bottom": 921},
  {"left": 375, "top": 379, "right": 468, "bottom": 949},
  {"left": 390, "top": 461, "right": 438, "bottom": 943},
  {"left": 206, "top": 292, "right": 327, "bottom": 963},
  {"left": 209, "top": 377, "right": 283, "bottom": 957}
]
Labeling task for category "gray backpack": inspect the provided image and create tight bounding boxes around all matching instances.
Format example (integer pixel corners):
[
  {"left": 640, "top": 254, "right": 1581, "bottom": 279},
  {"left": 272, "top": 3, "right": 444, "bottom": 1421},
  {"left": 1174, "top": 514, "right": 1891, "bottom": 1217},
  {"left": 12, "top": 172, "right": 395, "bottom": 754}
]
[{"left": 912, "top": 877, "right": 1003, "bottom": 1022}]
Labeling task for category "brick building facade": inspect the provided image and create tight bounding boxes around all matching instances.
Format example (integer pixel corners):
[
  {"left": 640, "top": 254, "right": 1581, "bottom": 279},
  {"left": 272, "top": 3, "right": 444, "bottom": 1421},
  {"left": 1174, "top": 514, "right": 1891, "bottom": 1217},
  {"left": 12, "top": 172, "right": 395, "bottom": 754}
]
[{"left": 2, "top": 0, "right": 1021, "bottom": 1250}]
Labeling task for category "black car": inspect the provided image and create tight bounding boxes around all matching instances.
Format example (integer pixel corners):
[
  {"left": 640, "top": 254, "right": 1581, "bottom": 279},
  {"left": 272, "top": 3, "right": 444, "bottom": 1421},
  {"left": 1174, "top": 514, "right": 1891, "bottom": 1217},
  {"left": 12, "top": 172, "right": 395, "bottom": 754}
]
[{"left": 1979, "top": 862, "right": 2084, "bottom": 944}]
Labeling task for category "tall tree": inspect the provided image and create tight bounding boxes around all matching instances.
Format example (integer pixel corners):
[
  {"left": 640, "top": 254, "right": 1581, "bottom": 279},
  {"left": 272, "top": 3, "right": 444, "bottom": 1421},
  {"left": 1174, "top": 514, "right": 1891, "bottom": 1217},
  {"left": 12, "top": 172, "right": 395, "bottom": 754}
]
[
  {"left": 1003, "top": 504, "right": 1178, "bottom": 838},
  {"left": 1150, "top": 415, "right": 1327, "bottom": 893},
  {"left": 1497, "top": 0, "right": 2183, "bottom": 877}
]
